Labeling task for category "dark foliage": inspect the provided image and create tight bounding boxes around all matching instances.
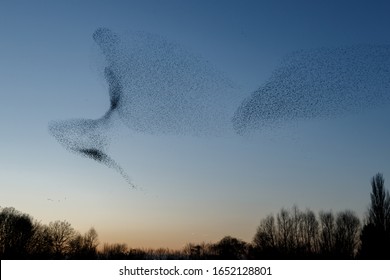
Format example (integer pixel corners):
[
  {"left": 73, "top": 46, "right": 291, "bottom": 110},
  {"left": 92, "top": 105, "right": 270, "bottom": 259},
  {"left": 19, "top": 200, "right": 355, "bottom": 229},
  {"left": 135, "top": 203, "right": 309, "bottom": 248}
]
[
  {"left": 0, "top": 207, "right": 34, "bottom": 259},
  {"left": 359, "top": 173, "right": 390, "bottom": 259}
]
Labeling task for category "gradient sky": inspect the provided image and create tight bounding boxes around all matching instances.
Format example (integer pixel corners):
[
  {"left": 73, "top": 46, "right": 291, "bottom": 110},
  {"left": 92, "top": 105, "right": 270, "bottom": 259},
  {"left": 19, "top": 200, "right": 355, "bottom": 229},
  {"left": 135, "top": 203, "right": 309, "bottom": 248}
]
[{"left": 1, "top": 0, "right": 390, "bottom": 249}]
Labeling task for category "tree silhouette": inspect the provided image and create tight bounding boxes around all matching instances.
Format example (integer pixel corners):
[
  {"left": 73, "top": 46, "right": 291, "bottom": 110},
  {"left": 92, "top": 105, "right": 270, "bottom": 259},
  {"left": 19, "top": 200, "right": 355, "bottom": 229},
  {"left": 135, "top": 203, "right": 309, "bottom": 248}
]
[
  {"left": 297, "top": 209, "right": 319, "bottom": 256},
  {"left": 100, "top": 243, "right": 128, "bottom": 259},
  {"left": 276, "top": 208, "right": 294, "bottom": 255},
  {"left": 27, "top": 222, "right": 54, "bottom": 258},
  {"left": 48, "top": 220, "right": 75, "bottom": 258},
  {"left": 252, "top": 214, "right": 278, "bottom": 258},
  {"left": 368, "top": 173, "right": 390, "bottom": 230},
  {"left": 360, "top": 173, "right": 390, "bottom": 259},
  {"left": 83, "top": 227, "right": 99, "bottom": 256},
  {"left": 67, "top": 228, "right": 98, "bottom": 259},
  {"left": 211, "top": 236, "right": 247, "bottom": 259},
  {"left": 252, "top": 207, "right": 320, "bottom": 259},
  {"left": 334, "top": 210, "right": 360, "bottom": 259},
  {"left": 318, "top": 211, "right": 336, "bottom": 258},
  {"left": 183, "top": 242, "right": 214, "bottom": 259},
  {"left": 0, "top": 207, "right": 34, "bottom": 259}
]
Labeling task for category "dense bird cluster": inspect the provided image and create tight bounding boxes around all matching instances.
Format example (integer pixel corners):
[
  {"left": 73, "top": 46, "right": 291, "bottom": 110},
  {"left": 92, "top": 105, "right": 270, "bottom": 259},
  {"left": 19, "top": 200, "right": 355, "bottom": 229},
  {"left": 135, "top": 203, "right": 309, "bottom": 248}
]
[
  {"left": 49, "top": 117, "right": 134, "bottom": 187},
  {"left": 233, "top": 45, "right": 390, "bottom": 134},
  {"left": 49, "top": 28, "right": 240, "bottom": 186},
  {"left": 93, "top": 28, "right": 240, "bottom": 136},
  {"left": 49, "top": 28, "right": 390, "bottom": 185}
]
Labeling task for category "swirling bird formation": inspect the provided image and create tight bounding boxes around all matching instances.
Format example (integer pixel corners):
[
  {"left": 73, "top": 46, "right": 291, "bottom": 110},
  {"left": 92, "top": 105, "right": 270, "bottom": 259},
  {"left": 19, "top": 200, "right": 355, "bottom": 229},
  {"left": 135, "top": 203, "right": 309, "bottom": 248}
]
[{"left": 49, "top": 28, "right": 390, "bottom": 186}]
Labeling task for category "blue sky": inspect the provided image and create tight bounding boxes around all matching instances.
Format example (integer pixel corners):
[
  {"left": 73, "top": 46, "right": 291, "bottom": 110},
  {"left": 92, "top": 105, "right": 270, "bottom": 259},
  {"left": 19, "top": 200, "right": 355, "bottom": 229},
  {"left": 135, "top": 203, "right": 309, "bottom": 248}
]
[{"left": 1, "top": 0, "right": 390, "bottom": 249}]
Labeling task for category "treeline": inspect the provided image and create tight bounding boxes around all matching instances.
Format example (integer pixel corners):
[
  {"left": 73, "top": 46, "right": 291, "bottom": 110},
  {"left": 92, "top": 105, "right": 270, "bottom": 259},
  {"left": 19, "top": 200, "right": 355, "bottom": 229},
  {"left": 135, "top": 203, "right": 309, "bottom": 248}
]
[
  {"left": 1, "top": 173, "right": 390, "bottom": 260},
  {"left": 0, "top": 211, "right": 99, "bottom": 259}
]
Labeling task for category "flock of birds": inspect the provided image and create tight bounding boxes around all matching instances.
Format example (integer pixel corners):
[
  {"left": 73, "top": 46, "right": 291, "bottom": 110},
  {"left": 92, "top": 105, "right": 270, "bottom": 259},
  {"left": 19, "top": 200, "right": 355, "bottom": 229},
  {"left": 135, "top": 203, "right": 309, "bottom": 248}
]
[{"left": 49, "top": 28, "right": 390, "bottom": 187}]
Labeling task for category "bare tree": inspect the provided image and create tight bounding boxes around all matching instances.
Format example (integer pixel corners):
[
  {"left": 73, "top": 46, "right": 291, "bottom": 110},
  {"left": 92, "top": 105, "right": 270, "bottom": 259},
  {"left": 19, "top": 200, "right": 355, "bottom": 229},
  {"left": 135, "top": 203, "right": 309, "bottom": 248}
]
[
  {"left": 0, "top": 207, "right": 34, "bottom": 259},
  {"left": 334, "top": 210, "right": 360, "bottom": 258},
  {"left": 319, "top": 211, "right": 335, "bottom": 257},
  {"left": 27, "top": 222, "right": 53, "bottom": 258},
  {"left": 100, "top": 243, "right": 128, "bottom": 259},
  {"left": 253, "top": 214, "right": 277, "bottom": 254},
  {"left": 48, "top": 220, "right": 75, "bottom": 257},
  {"left": 68, "top": 233, "right": 84, "bottom": 258},
  {"left": 83, "top": 228, "right": 99, "bottom": 253},
  {"left": 67, "top": 227, "right": 99, "bottom": 259},
  {"left": 299, "top": 209, "right": 319, "bottom": 255},
  {"left": 254, "top": 207, "right": 321, "bottom": 258},
  {"left": 277, "top": 208, "right": 294, "bottom": 254},
  {"left": 183, "top": 242, "right": 214, "bottom": 259},
  {"left": 279, "top": 206, "right": 319, "bottom": 258},
  {"left": 290, "top": 205, "right": 302, "bottom": 251}
]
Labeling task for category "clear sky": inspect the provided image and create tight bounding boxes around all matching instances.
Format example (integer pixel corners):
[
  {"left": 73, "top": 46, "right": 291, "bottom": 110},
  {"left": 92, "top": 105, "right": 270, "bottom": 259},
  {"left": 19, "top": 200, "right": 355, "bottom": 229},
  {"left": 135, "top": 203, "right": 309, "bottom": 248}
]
[{"left": 1, "top": 0, "right": 390, "bottom": 249}]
